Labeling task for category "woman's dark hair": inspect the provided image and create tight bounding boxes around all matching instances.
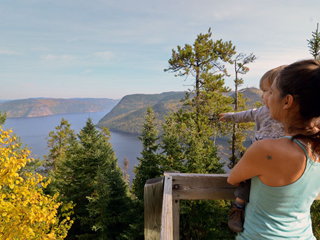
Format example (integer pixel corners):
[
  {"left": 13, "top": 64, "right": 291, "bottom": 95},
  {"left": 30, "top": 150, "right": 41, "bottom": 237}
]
[{"left": 277, "top": 59, "right": 320, "bottom": 150}]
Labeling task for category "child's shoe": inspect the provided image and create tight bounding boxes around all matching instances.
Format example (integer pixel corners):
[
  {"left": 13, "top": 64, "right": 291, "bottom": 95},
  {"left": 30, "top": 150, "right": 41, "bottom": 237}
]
[{"left": 228, "top": 203, "right": 244, "bottom": 232}]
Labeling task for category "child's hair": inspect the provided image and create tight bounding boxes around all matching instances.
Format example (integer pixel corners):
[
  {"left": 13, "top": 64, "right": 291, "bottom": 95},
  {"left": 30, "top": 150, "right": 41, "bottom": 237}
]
[{"left": 259, "top": 65, "right": 287, "bottom": 88}]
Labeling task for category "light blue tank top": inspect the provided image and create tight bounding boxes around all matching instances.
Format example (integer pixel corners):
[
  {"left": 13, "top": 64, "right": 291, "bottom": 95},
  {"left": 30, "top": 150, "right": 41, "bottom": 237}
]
[{"left": 237, "top": 137, "right": 320, "bottom": 240}]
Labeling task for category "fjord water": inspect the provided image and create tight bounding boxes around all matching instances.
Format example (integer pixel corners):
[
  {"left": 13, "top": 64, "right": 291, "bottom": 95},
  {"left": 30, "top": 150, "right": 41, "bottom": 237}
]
[
  {"left": 2, "top": 110, "right": 142, "bottom": 183},
  {"left": 2, "top": 110, "right": 235, "bottom": 182}
]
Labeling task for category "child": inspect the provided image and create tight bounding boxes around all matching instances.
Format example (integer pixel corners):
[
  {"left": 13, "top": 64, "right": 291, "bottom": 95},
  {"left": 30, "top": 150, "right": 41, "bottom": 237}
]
[{"left": 219, "top": 65, "right": 286, "bottom": 233}]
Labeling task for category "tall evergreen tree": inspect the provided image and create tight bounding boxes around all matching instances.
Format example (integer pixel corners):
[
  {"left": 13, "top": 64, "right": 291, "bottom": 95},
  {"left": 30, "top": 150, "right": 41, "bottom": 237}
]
[
  {"left": 307, "top": 23, "right": 320, "bottom": 59},
  {"left": 44, "top": 118, "right": 76, "bottom": 175},
  {"left": 86, "top": 129, "right": 133, "bottom": 240},
  {"left": 132, "top": 106, "right": 162, "bottom": 200},
  {"left": 48, "top": 118, "right": 129, "bottom": 240},
  {"left": 161, "top": 29, "right": 238, "bottom": 239},
  {"left": 164, "top": 27, "right": 235, "bottom": 128},
  {"left": 131, "top": 106, "right": 162, "bottom": 240},
  {"left": 160, "top": 114, "right": 186, "bottom": 173}
]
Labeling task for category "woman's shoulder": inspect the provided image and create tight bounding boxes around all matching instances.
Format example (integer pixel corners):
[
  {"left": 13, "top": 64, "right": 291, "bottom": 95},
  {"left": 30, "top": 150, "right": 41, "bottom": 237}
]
[
  {"left": 251, "top": 138, "right": 289, "bottom": 150},
  {"left": 248, "top": 138, "right": 298, "bottom": 161}
]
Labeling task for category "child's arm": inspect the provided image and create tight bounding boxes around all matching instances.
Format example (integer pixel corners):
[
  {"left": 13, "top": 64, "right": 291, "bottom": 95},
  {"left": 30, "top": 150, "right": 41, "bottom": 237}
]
[{"left": 219, "top": 109, "right": 257, "bottom": 123}]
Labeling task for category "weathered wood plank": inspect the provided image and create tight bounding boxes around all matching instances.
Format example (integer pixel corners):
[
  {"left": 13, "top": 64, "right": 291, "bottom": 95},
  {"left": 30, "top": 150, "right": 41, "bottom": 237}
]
[
  {"left": 160, "top": 175, "right": 173, "bottom": 240},
  {"left": 170, "top": 173, "right": 236, "bottom": 200},
  {"left": 172, "top": 199, "right": 179, "bottom": 240},
  {"left": 144, "top": 177, "right": 164, "bottom": 240}
]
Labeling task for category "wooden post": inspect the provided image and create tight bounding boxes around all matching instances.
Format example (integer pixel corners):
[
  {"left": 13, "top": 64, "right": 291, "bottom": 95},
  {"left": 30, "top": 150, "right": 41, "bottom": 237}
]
[
  {"left": 144, "top": 177, "right": 164, "bottom": 240},
  {"left": 172, "top": 199, "right": 179, "bottom": 240},
  {"left": 160, "top": 174, "right": 173, "bottom": 240}
]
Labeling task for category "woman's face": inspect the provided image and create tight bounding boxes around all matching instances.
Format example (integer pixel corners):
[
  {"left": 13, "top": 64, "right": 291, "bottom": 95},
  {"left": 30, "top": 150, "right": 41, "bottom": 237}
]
[{"left": 268, "top": 79, "right": 283, "bottom": 121}]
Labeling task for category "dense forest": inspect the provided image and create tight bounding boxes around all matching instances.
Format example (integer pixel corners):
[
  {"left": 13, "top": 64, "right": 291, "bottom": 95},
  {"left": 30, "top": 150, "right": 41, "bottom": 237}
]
[{"left": 0, "top": 26, "right": 320, "bottom": 239}]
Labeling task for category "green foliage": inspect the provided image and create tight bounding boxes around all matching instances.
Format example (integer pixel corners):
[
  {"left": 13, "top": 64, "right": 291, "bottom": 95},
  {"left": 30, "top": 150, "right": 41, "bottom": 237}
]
[
  {"left": 160, "top": 28, "right": 237, "bottom": 239},
  {"left": 131, "top": 106, "right": 163, "bottom": 240},
  {"left": 0, "top": 110, "right": 6, "bottom": 125},
  {"left": 47, "top": 118, "right": 132, "bottom": 240},
  {"left": 161, "top": 115, "right": 187, "bottom": 173},
  {"left": 164, "top": 28, "right": 236, "bottom": 120},
  {"left": 132, "top": 106, "right": 162, "bottom": 200},
  {"left": 180, "top": 200, "right": 236, "bottom": 240},
  {"left": 87, "top": 163, "right": 133, "bottom": 240},
  {"left": 311, "top": 201, "right": 320, "bottom": 239},
  {"left": 164, "top": 28, "right": 235, "bottom": 79},
  {"left": 44, "top": 118, "right": 76, "bottom": 174},
  {"left": 0, "top": 126, "right": 73, "bottom": 239},
  {"left": 307, "top": 23, "right": 320, "bottom": 59}
]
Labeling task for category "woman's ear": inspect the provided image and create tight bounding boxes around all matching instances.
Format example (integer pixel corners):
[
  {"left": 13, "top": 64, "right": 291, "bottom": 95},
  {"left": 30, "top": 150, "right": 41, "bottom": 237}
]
[{"left": 283, "top": 94, "right": 294, "bottom": 109}]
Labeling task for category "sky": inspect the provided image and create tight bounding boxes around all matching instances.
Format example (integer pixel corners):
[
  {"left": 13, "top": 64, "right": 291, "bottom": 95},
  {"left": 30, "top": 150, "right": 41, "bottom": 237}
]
[{"left": 1, "top": 0, "right": 320, "bottom": 100}]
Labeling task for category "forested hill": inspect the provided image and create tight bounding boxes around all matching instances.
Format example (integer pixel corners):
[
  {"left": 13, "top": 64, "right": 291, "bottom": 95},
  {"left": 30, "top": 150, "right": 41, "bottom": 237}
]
[
  {"left": 229, "top": 87, "right": 263, "bottom": 107},
  {"left": 97, "top": 91, "right": 186, "bottom": 134},
  {"left": 0, "top": 98, "right": 120, "bottom": 118},
  {"left": 97, "top": 88, "right": 263, "bottom": 134}
]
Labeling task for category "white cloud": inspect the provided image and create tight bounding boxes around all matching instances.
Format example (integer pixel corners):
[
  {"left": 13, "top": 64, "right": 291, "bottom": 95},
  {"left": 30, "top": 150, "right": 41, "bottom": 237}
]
[
  {"left": 93, "top": 51, "right": 113, "bottom": 61},
  {"left": 42, "top": 54, "right": 77, "bottom": 61}
]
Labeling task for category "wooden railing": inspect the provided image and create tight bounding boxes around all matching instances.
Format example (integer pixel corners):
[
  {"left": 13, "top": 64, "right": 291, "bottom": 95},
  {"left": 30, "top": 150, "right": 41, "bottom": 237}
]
[{"left": 144, "top": 172, "right": 320, "bottom": 240}]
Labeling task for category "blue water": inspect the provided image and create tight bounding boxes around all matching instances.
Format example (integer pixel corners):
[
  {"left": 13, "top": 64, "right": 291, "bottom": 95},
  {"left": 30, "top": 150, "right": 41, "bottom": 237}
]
[
  {"left": 2, "top": 110, "right": 142, "bottom": 183},
  {"left": 2, "top": 111, "right": 237, "bottom": 182}
]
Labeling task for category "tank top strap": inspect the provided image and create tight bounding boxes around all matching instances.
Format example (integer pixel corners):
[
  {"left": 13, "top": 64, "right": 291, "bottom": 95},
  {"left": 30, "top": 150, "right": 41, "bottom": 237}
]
[{"left": 281, "top": 136, "right": 309, "bottom": 156}]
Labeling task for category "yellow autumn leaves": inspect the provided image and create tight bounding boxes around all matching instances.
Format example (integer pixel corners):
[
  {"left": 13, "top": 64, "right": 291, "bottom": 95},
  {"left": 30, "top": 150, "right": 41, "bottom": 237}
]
[{"left": 0, "top": 126, "right": 73, "bottom": 239}]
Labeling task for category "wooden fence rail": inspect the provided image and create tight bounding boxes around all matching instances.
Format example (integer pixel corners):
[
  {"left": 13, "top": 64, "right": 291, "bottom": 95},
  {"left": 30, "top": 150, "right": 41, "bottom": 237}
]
[{"left": 144, "top": 172, "right": 320, "bottom": 240}]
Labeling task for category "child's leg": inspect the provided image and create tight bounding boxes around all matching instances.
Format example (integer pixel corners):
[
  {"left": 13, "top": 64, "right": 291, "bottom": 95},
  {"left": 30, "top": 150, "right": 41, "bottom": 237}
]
[
  {"left": 228, "top": 179, "right": 251, "bottom": 233},
  {"left": 234, "top": 179, "right": 251, "bottom": 203}
]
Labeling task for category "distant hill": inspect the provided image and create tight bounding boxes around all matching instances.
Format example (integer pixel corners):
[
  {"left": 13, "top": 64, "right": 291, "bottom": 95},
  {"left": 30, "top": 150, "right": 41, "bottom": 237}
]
[
  {"left": 236, "top": 87, "right": 262, "bottom": 107},
  {"left": 97, "top": 88, "right": 263, "bottom": 135},
  {"left": 0, "top": 98, "right": 120, "bottom": 118},
  {"left": 97, "top": 92, "right": 186, "bottom": 134}
]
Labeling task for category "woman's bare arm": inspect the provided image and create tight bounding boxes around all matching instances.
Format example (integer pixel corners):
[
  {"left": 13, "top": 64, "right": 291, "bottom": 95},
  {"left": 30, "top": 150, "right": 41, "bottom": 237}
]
[{"left": 227, "top": 141, "right": 268, "bottom": 186}]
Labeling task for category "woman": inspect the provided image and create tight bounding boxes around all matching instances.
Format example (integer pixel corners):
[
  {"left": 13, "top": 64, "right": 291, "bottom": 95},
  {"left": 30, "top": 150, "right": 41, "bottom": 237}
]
[{"left": 228, "top": 59, "right": 320, "bottom": 239}]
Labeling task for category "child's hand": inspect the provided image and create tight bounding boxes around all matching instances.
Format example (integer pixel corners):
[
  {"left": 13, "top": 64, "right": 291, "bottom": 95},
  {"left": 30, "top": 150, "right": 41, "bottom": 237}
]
[{"left": 219, "top": 113, "right": 227, "bottom": 121}]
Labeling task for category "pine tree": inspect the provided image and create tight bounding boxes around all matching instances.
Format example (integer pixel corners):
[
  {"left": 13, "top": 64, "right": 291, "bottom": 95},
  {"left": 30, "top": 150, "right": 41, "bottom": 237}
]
[
  {"left": 164, "top": 27, "right": 236, "bottom": 125},
  {"left": 44, "top": 118, "right": 76, "bottom": 175},
  {"left": 48, "top": 118, "right": 126, "bottom": 240},
  {"left": 307, "top": 23, "right": 320, "bottom": 59},
  {"left": 161, "top": 29, "right": 238, "bottom": 239},
  {"left": 132, "top": 106, "right": 162, "bottom": 200},
  {"left": 86, "top": 132, "right": 133, "bottom": 240},
  {"left": 160, "top": 114, "right": 186, "bottom": 173},
  {"left": 131, "top": 106, "right": 162, "bottom": 240}
]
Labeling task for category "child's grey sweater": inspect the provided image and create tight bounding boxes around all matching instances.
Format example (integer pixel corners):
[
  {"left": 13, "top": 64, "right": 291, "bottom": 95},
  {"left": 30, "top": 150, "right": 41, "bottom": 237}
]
[{"left": 224, "top": 106, "right": 284, "bottom": 142}]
